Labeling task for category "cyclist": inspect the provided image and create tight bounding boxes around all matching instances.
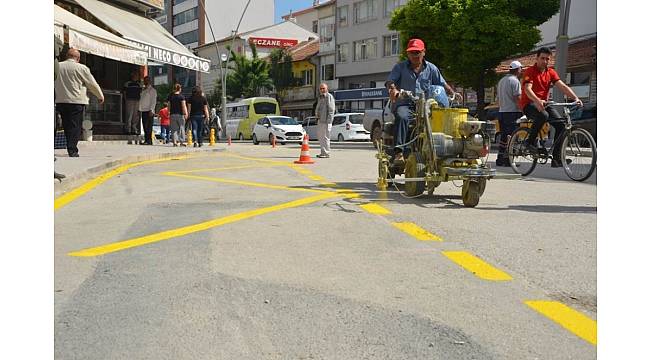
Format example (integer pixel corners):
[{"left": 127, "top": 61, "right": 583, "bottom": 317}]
[
  {"left": 387, "top": 38, "right": 459, "bottom": 163},
  {"left": 520, "top": 47, "right": 583, "bottom": 167}
]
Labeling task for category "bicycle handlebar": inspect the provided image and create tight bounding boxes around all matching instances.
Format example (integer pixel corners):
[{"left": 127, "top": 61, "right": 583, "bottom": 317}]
[{"left": 545, "top": 101, "right": 580, "bottom": 107}]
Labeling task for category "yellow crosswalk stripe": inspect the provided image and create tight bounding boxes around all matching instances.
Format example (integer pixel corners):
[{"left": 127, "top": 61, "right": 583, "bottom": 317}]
[{"left": 525, "top": 300, "right": 597, "bottom": 345}]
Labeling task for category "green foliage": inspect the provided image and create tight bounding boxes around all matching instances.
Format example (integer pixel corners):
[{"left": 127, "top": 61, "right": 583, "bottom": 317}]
[
  {"left": 268, "top": 48, "right": 296, "bottom": 105},
  {"left": 155, "top": 83, "right": 173, "bottom": 109},
  {"left": 225, "top": 44, "right": 274, "bottom": 99},
  {"left": 389, "top": 0, "right": 559, "bottom": 117}
]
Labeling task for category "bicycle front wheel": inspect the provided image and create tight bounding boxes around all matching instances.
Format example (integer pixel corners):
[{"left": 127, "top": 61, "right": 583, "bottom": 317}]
[
  {"left": 507, "top": 127, "right": 538, "bottom": 176},
  {"left": 561, "top": 127, "right": 597, "bottom": 181}
]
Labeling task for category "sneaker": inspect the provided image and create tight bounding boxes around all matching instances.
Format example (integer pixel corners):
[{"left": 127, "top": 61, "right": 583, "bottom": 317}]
[
  {"left": 495, "top": 158, "right": 510, "bottom": 167},
  {"left": 316, "top": 154, "right": 329, "bottom": 158},
  {"left": 193, "top": 143, "right": 198, "bottom": 148}
]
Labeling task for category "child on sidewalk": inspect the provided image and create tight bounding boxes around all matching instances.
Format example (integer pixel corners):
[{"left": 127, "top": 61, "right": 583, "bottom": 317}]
[{"left": 158, "top": 101, "right": 171, "bottom": 143}]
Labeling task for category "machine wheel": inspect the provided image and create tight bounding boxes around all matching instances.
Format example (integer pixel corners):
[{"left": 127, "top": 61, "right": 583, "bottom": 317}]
[
  {"left": 561, "top": 127, "right": 597, "bottom": 181},
  {"left": 462, "top": 180, "right": 481, "bottom": 207},
  {"left": 507, "top": 127, "right": 538, "bottom": 176},
  {"left": 478, "top": 178, "right": 487, "bottom": 196},
  {"left": 238, "top": 133, "right": 244, "bottom": 141},
  {"left": 252, "top": 133, "right": 259, "bottom": 145},
  {"left": 338, "top": 134, "right": 345, "bottom": 142},
  {"left": 269, "top": 134, "right": 274, "bottom": 144},
  {"left": 405, "top": 153, "right": 426, "bottom": 196}
]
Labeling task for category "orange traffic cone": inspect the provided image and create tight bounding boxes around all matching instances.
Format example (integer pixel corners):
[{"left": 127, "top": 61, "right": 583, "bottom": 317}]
[
  {"left": 271, "top": 134, "right": 276, "bottom": 148},
  {"left": 294, "top": 134, "right": 315, "bottom": 164},
  {"left": 227, "top": 135, "right": 232, "bottom": 146}
]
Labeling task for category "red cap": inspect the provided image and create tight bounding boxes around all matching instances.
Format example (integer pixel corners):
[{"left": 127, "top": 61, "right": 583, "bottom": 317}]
[{"left": 406, "top": 38, "right": 425, "bottom": 52}]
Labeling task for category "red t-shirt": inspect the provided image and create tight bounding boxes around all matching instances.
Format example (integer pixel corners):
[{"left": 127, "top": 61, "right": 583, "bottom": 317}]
[
  {"left": 158, "top": 107, "right": 170, "bottom": 126},
  {"left": 519, "top": 66, "right": 561, "bottom": 110}
]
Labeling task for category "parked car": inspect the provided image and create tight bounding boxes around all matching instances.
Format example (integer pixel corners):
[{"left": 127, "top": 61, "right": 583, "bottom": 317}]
[
  {"left": 301, "top": 116, "right": 319, "bottom": 140},
  {"left": 252, "top": 116, "right": 305, "bottom": 145},
  {"left": 363, "top": 103, "right": 394, "bottom": 148},
  {"left": 331, "top": 113, "right": 370, "bottom": 141}
]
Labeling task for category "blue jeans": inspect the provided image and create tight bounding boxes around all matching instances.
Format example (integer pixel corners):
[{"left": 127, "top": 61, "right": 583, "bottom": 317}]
[
  {"left": 190, "top": 115, "right": 205, "bottom": 144},
  {"left": 394, "top": 104, "right": 415, "bottom": 158},
  {"left": 160, "top": 125, "right": 170, "bottom": 143}
]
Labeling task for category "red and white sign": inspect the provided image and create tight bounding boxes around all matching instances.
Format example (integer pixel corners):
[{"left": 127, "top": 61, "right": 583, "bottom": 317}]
[{"left": 248, "top": 37, "right": 299, "bottom": 48}]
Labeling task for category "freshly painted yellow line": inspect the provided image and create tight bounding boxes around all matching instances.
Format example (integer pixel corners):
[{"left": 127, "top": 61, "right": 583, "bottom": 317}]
[
  {"left": 68, "top": 192, "right": 339, "bottom": 257},
  {"left": 525, "top": 300, "right": 597, "bottom": 345},
  {"left": 163, "top": 172, "right": 332, "bottom": 194},
  {"left": 309, "top": 175, "right": 326, "bottom": 181},
  {"left": 360, "top": 203, "right": 391, "bottom": 215},
  {"left": 442, "top": 251, "right": 512, "bottom": 281},
  {"left": 391, "top": 222, "right": 443, "bottom": 241},
  {"left": 170, "top": 164, "right": 279, "bottom": 174},
  {"left": 222, "top": 153, "right": 292, "bottom": 166},
  {"left": 54, "top": 156, "right": 193, "bottom": 211}
]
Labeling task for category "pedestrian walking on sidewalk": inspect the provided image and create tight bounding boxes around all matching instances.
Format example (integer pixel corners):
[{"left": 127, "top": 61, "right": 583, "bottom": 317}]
[
  {"left": 139, "top": 76, "right": 157, "bottom": 145},
  {"left": 187, "top": 86, "right": 210, "bottom": 147},
  {"left": 315, "top": 83, "right": 335, "bottom": 158},
  {"left": 168, "top": 83, "right": 188, "bottom": 147},
  {"left": 495, "top": 61, "right": 523, "bottom": 167},
  {"left": 158, "top": 101, "right": 171, "bottom": 143},
  {"left": 123, "top": 71, "right": 142, "bottom": 141},
  {"left": 55, "top": 48, "right": 104, "bottom": 157}
]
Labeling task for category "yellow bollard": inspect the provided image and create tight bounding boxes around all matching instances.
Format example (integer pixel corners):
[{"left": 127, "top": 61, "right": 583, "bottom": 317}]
[
  {"left": 151, "top": 131, "right": 156, "bottom": 145},
  {"left": 209, "top": 128, "right": 215, "bottom": 146},
  {"left": 187, "top": 128, "right": 193, "bottom": 146}
]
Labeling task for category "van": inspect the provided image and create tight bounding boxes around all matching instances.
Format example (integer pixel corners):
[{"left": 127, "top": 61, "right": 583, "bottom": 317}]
[{"left": 224, "top": 97, "right": 280, "bottom": 140}]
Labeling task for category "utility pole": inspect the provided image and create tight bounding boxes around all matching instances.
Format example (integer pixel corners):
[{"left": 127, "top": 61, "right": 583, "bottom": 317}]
[{"left": 553, "top": 0, "right": 571, "bottom": 102}]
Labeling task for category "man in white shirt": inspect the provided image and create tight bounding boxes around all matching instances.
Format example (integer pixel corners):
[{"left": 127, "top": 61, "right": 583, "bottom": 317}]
[
  {"left": 495, "top": 61, "right": 523, "bottom": 166},
  {"left": 55, "top": 48, "right": 104, "bottom": 157},
  {"left": 315, "top": 83, "right": 336, "bottom": 158},
  {"left": 139, "top": 76, "right": 157, "bottom": 145}
]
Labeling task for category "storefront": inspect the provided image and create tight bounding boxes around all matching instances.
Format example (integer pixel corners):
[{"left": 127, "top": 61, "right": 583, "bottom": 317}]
[
  {"left": 333, "top": 88, "right": 389, "bottom": 112},
  {"left": 54, "top": 0, "right": 211, "bottom": 135}
]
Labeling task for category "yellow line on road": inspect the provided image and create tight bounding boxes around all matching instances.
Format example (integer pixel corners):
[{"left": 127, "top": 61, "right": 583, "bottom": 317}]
[
  {"left": 54, "top": 156, "right": 193, "bottom": 211},
  {"left": 525, "top": 300, "right": 597, "bottom": 345},
  {"left": 163, "top": 172, "right": 332, "bottom": 194},
  {"left": 360, "top": 203, "right": 391, "bottom": 215},
  {"left": 68, "top": 192, "right": 339, "bottom": 257},
  {"left": 442, "top": 251, "right": 512, "bottom": 281},
  {"left": 170, "top": 164, "right": 279, "bottom": 174},
  {"left": 391, "top": 222, "right": 443, "bottom": 241}
]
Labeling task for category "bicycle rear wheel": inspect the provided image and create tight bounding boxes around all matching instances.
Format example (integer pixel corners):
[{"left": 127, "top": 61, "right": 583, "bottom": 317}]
[
  {"left": 507, "top": 127, "right": 538, "bottom": 176},
  {"left": 560, "top": 127, "right": 597, "bottom": 181}
]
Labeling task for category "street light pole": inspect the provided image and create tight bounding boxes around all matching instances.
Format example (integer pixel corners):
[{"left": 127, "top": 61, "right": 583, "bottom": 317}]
[
  {"left": 553, "top": 0, "right": 571, "bottom": 102},
  {"left": 197, "top": 0, "right": 252, "bottom": 139}
]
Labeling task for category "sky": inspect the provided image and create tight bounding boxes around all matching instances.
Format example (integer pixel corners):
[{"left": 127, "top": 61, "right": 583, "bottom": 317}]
[{"left": 274, "top": 0, "right": 315, "bottom": 23}]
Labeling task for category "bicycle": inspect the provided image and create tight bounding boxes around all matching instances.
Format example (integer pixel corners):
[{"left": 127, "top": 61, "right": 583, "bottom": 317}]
[{"left": 506, "top": 101, "right": 597, "bottom": 181}]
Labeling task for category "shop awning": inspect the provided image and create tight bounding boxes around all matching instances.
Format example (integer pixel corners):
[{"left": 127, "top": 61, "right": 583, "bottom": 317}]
[
  {"left": 74, "top": 0, "right": 211, "bottom": 73},
  {"left": 54, "top": 4, "right": 147, "bottom": 65}
]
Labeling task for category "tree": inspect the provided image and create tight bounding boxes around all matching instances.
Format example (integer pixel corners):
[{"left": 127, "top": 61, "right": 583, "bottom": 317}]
[
  {"left": 268, "top": 48, "right": 296, "bottom": 106},
  {"left": 155, "top": 83, "right": 172, "bottom": 109},
  {"left": 225, "top": 44, "right": 274, "bottom": 99},
  {"left": 389, "top": 0, "right": 559, "bottom": 119}
]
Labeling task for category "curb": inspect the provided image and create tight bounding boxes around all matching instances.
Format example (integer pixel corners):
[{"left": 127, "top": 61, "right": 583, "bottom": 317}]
[{"left": 54, "top": 148, "right": 222, "bottom": 197}]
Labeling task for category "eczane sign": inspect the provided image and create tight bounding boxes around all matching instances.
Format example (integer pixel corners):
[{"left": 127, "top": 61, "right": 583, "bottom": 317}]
[{"left": 248, "top": 37, "right": 299, "bottom": 48}]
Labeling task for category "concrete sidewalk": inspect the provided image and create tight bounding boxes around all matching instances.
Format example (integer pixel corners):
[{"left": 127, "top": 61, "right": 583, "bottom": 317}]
[{"left": 54, "top": 140, "right": 224, "bottom": 196}]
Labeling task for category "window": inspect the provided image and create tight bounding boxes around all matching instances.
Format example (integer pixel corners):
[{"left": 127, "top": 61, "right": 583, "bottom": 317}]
[
  {"left": 312, "top": 20, "right": 319, "bottom": 34},
  {"left": 253, "top": 102, "right": 277, "bottom": 114},
  {"left": 568, "top": 71, "right": 591, "bottom": 99},
  {"left": 321, "top": 64, "right": 334, "bottom": 81},
  {"left": 333, "top": 116, "right": 346, "bottom": 125},
  {"left": 337, "top": 5, "right": 349, "bottom": 27},
  {"left": 336, "top": 43, "right": 349, "bottom": 63},
  {"left": 383, "top": 34, "right": 400, "bottom": 56},
  {"left": 353, "top": 38, "right": 377, "bottom": 61},
  {"left": 173, "top": 0, "right": 189, "bottom": 5},
  {"left": 175, "top": 30, "right": 198, "bottom": 45},
  {"left": 173, "top": 7, "right": 198, "bottom": 26},
  {"left": 319, "top": 22, "right": 334, "bottom": 43},
  {"left": 301, "top": 69, "right": 313, "bottom": 86},
  {"left": 383, "top": 0, "right": 406, "bottom": 17},
  {"left": 353, "top": 0, "right": 377, "bottom": 24}
]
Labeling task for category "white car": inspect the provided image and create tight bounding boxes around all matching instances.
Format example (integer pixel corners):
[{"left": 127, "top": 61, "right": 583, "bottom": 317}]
[
  {"left": 252, "top": 116, "right": 305, "bottom": 145},
  {"left": 331, "top": 113, "right": 370, "bottom": 142},
  {"left": 301, "top": 116, "right": 319, "bottom": 140}
]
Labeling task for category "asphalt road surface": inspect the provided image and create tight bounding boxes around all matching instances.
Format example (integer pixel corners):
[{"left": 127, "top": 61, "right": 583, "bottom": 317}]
[{"left": 55, "top": 142, "right": 596, "bottom": 359}]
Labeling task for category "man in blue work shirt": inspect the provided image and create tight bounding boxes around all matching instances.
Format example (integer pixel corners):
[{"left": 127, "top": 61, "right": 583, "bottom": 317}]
[{"left": 387, "top": 38, "right": 459, "bottom": 162}]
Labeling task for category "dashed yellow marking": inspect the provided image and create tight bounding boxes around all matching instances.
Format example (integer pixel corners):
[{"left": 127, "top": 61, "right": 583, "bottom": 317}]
[
  {"left": 525, "top": 300, "right": 597, "bottom": 345},
  {"left": 442, "top": 251, "right": 512, "bottom": 281},
  {"left": 309, "top": 175, "right": 326, "bottom": 181},
  {"left": 54, "top": 155, "right": 194, "bottom": 211},
  {"left": 170, "top": 164, "right": 279, "bottom": 174},
  {"left": 360, "top": 203, "right": 391, "bottom": 215},
  {"left": 68, "top": 192, "right": 339, "bottom": 257},
  {"left": 163, "top": 172, "right": 331, "bottom": 194},
  {"left": 391, "top": 222, "right": 443, "bottom": 241}
]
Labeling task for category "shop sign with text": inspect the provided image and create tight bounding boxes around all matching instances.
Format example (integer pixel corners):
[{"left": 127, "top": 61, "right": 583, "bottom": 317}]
[{"left": 248, "top": 37, "right": 298, "bottom": 48}]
